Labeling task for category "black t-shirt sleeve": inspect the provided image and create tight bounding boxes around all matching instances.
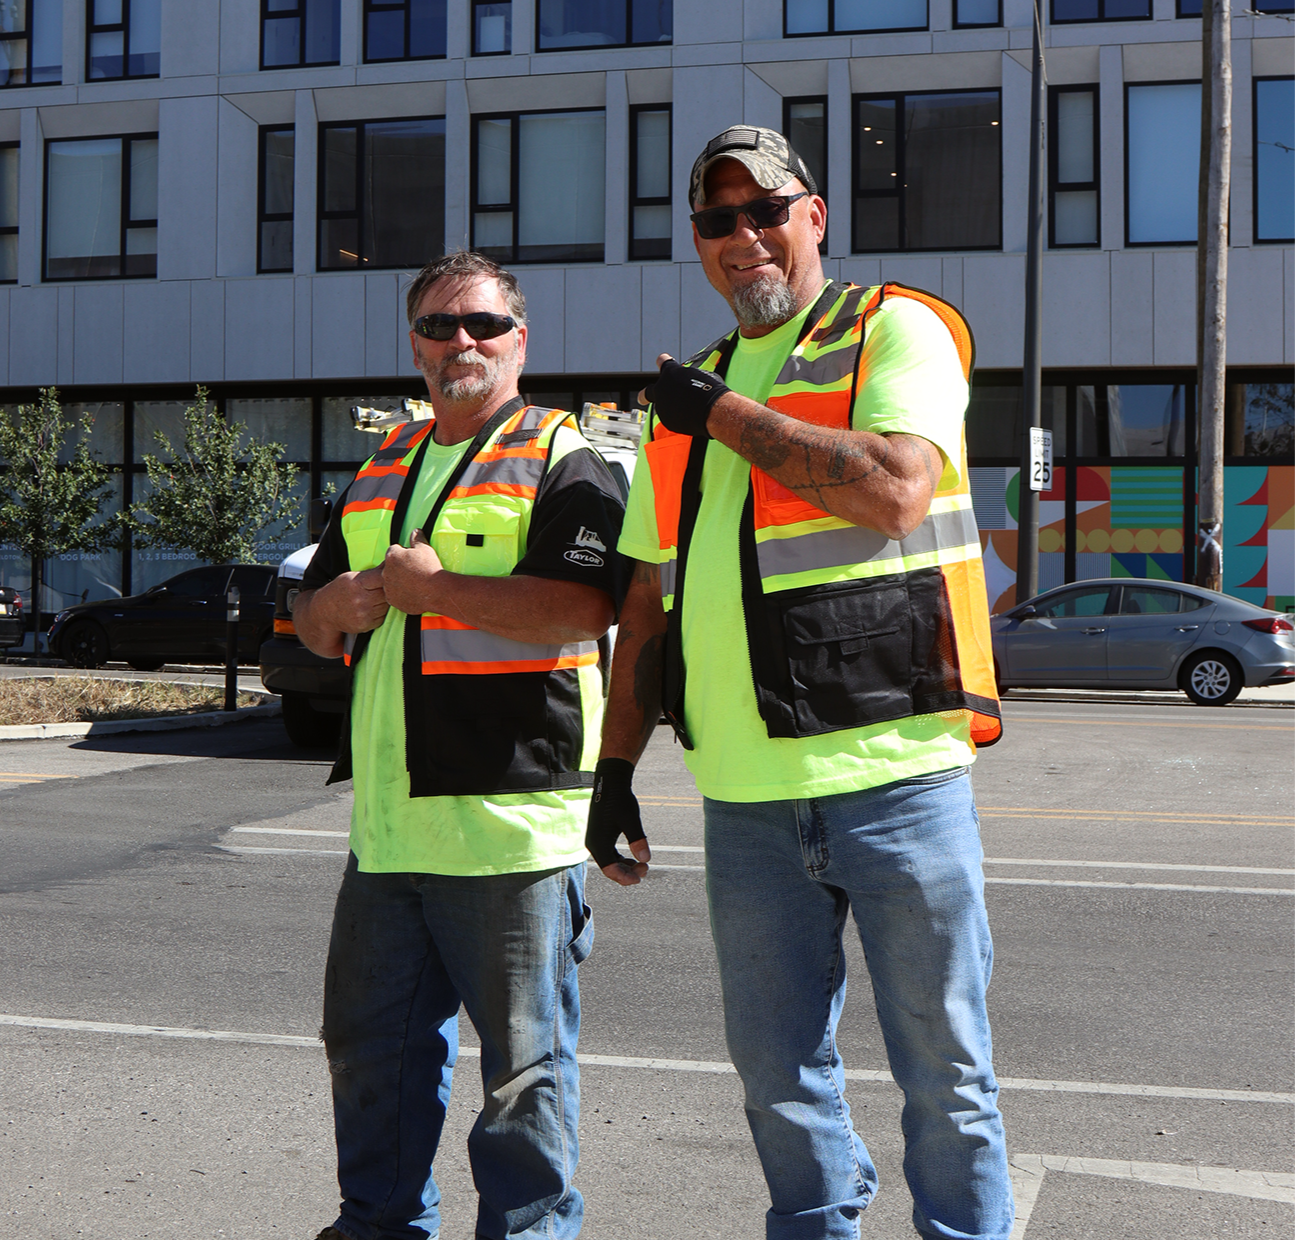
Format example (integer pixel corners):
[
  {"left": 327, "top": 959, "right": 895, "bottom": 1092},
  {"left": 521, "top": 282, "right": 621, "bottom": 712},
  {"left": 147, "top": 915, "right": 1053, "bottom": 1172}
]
[
  {"left": 514, "top": 441, "right": 630, "bottom": 612},
  {"left": 301, "top": 481, "right": 352, "bottom": 592}
]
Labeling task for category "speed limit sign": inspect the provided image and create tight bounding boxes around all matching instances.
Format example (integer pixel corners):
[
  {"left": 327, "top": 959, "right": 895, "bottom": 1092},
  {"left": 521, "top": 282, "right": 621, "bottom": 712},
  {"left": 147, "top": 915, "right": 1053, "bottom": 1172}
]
[{"left": 1028, "top": 427, "right": 1053, "bottom": 493}]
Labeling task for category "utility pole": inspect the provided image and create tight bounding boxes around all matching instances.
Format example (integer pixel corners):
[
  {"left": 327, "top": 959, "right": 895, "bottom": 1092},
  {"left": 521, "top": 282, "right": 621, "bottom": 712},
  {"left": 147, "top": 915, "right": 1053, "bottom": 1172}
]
[
  {"left": 1195, "top": 0, "right": 1231, "bottom": 591},
  {"left": 1018, "top": 0, "right": 1046, "bottom": 604}
]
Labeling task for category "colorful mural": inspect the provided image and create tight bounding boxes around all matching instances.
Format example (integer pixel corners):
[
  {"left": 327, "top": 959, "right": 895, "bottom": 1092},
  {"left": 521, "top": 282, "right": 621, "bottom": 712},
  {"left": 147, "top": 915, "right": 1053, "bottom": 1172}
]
[{"left": 969, "top": 465, "right": 1294, "bottom": 614}]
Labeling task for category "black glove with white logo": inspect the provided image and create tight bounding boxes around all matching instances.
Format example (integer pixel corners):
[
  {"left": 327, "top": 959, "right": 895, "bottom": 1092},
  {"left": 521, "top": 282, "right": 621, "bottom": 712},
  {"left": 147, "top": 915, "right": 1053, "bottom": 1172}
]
[
  {"left": 586, "top": 757, "right": 647, "bottom": 870},
  {"left": 645, "top": 359, "right": 729, "bottom": 438}
]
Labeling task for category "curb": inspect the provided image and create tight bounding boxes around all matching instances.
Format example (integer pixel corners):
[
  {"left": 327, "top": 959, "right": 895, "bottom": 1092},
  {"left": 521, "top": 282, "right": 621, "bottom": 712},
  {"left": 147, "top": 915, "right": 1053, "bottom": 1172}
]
[{"left": 0, "top": 700, "right": 282, "bottom": 741}]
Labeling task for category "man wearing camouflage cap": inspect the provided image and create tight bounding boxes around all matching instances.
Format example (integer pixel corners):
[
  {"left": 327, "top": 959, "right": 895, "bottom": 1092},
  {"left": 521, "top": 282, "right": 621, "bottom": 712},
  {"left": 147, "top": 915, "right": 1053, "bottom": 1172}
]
[{"left": 586, "top": 125, "right": 1013, "bottom": 1239}]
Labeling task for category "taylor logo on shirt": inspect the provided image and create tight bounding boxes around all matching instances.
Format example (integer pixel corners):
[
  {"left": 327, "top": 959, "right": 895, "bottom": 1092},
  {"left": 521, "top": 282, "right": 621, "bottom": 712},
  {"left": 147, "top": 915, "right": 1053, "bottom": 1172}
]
[
  {"left": 573, "top": 526, "right": 606, "bottom": 552},
  {"left": 566, "top": 527, "right": 606, "bottom": 566}
]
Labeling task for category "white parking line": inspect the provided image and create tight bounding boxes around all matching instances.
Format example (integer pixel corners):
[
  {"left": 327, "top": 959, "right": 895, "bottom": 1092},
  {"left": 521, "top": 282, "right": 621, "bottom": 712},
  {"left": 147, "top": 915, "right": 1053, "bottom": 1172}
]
[
  {"left": 1008, "top": 1153, "right": 1295, "bottom": 1238},
  {"left": 1, "top": 1014, "right": 1290, "bottom": 1106},
  {"left": 986, "top": 877, "right": 1292, "bottom": 895}
]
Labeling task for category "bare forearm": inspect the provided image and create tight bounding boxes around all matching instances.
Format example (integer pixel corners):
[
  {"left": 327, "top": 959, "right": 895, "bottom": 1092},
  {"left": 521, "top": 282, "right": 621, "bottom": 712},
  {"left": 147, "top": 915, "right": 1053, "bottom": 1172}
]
[
  {"left": 706, "top": 392, "right": 942, "bottom": 539},
  {"left": 402, "top": 571, "right": 614, "bottom": 644},
  {"left": 600, "top": 562, "right": 666, "bottom": 764},
  {"left": 292, "top": 587, "right": 347, "bottom": 659}
]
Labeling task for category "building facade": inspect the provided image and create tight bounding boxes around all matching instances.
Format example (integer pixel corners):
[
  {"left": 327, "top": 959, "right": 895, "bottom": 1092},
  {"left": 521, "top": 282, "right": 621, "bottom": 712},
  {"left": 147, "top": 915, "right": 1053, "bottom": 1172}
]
[{"left": 0, "top": 0, "right": 1291, "bottom": 626}]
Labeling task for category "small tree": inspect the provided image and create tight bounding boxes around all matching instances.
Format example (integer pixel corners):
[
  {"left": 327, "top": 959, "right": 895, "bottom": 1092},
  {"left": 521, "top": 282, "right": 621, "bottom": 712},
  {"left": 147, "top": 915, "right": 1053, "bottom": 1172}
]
[
  {"left": 0, "top": 388, "right": 117, "bottom": 653},
  {"left": 127, "top": 386, "right": 298, "bottom": 566}
]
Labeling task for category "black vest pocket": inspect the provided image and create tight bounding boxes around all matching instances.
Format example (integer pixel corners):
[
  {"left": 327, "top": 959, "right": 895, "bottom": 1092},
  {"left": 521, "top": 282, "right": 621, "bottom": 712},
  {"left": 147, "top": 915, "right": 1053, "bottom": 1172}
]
[
  {"left": 751, "top": 568, "right": 955, "bottom": 738},
  {"left": 404, "top": 667, "right": 591, "bottom": 798}
]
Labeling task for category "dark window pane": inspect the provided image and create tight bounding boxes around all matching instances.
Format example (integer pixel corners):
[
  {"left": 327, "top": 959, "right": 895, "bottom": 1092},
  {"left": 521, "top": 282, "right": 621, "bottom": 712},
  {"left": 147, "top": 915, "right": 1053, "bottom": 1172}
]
[
  {"left": 366, "top": 8, "right": 406, "bottom": 58},
  {"left": 262, "top": 16, "right": 300, "bottom": 65},
  {"left": 537, "top": 0, "right": 624, "bottom": 48},
  {"left": 0, "top": 146, "right": 14, "bottom": 228},
  {"left": 1103, "top": 0, "right": 1150, "bottom": 14},
  {"left": 319, "top": 217, "right": 359, "bottom": 268},
  {"left": 785, "top": 0, "right": 828, "bottom": 32},
  {"left": 903, "top": 91, "right": 1000, "bottom": 250},
  {"left": 856, "top": 99, "right": 897, "bottom": 189},
  {"left": 168, "top": 567, "right": 232, "bottom": 597},
  {"left": 363, "top": 119, "right": 446, "bottom": 267},
  {"left": 1052, "top": 0, "right": 1098, "bottom": 17},
  {"left": 0, "top": 233, "right": 15, "bottom": 280},
  {"left": 88, "top": 30, "right": 124, "bottom": 78},
  {"left": 965, "top": 385, "right": 1065, "bottom": 457},
  {"left": 0, "top": 38, "right": 30, "bottom": 87},
  {"left": 264, "top": 129, "right": 295, "bottom": 215},
  {"left": 304, "top": 0, "right": 340, "bottom": 61},
  {"left": 1037, "top": 587, "right": 1112, "bottom": 618},
  {"left": 787, "top": 101, "right": 826, "bottom": 194},
  {"left": 1178, "top": 0, "right": 1201, "bottom": 12},
  {"left": 634, "top": 109, "right": 670, "bottom": 199},
  {"left": 1255, "top": 78, "right": 1295, "bottom": 242},
  {"left": 1121, "top": 586, "right": 1182, "bottom": 614},
  {"left": 835, "top": 0, "right": 926, "bottom": 29},
  {"left": 410, "top": 0, "right": 447, "bottom": 55},
  {"left": 0, "top": 3, "right": 27, "bottom": 31},
  {"left": 261, "top": 219, "right": 294, "bottom": 271},
  {"left": 1100, "top": 385, "right": 1186, "bottom": 456},
  {"left": 230, "top": 566, "right": 276, "bottom": 598},
  {"left": 94, "top": 0, "right": 123, "bottom": 23},
  {"left": 322, "top": 127, "right": 357, "bottom": 212},
  {"left": 956, "top": 0, "right": 998, "bottom": 22},
  {"left": 1243, "top": 382, "right": 1294, "bottom": 457},
  {"left": 853, "top": 195, "right": 900, "bottom": 251},
  {"left": 631, "top": 0, "right": 671, "bottom": 42}
]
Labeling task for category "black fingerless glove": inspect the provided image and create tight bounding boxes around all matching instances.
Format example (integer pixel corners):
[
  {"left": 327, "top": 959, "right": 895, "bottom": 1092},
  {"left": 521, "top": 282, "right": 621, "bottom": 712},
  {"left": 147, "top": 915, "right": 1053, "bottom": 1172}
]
[
  {"left": 645, "top": 359, "right": 729, "bottom": 438},
  {"left": 585, "top": 757, "right": 646, "bottom": 869}
]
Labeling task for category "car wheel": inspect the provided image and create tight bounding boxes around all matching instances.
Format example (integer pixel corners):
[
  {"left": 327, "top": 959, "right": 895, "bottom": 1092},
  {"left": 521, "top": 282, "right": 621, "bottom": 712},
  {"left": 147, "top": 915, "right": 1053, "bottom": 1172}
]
[
  {"left": 127, "top": 658, "right": 165, "bottom": 672},
  {"left": 1180, "top": 650, "right": 1243, "bottom": 707},
  {"left": 281, "top": 691, "right": 342, "bottom": 750},
  {"left": 62, "top": 620, "right": 109, "bottom": 669}
]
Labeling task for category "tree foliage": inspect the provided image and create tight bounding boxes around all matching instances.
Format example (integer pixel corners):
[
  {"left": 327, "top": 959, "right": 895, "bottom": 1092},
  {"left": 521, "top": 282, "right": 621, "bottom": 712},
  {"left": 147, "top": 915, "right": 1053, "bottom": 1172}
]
[
  {"left": 0, "top": 388, "right": 117, "bottom": 646},
  {"left": 127, "top": 387, "right": 299, "bottom": 565}
]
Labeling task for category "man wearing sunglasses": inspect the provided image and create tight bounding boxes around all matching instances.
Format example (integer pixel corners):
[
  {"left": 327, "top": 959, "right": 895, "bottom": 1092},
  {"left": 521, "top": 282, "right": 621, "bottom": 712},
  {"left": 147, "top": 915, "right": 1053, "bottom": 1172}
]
[
  {"left": 586, "top": 126, "right": 1011, "bottom": 1240},
  {"left": 294, "top": 251, "right": 627, "bottom": 1240}
]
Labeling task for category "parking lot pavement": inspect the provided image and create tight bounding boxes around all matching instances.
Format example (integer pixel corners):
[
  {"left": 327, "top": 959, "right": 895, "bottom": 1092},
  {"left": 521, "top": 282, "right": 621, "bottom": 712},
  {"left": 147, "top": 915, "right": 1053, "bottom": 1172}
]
[{"left": 0, "top": 706, "right": 1291, "bottom": 1238}]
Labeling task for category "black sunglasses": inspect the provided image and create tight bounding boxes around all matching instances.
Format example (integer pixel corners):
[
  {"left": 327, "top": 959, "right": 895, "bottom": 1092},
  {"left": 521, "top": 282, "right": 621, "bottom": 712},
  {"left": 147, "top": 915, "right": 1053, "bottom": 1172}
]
[
  {"left": 690, "top": 192, "right": 809, "bottom": 240},
  {"left": 413, "top": 312, "right": 517, "bottom": 342}
]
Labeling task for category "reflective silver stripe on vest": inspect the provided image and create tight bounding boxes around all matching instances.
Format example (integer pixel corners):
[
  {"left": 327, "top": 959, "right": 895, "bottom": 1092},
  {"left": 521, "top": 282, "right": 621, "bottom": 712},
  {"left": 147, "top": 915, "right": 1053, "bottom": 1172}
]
[
  {"left": 343, "top": 632, "right": 356, "bottom": 659},
  {"left": 345, "top": 471, "right": 405, "bottom": 508},
  {"left": 755, "top": 504, "right": 980, "bottom": 580},
  {"left": 771, "top": 341, "right": 857, "bottom": 390},
  {"left": 420, "top": 625, "right": 596, "bottom": 668},
  {"left": 451, "top": 408, "right": 556, "bottom": 494},
  {"left": 659, "top": 557, "right": 677, "bottom": 602}
]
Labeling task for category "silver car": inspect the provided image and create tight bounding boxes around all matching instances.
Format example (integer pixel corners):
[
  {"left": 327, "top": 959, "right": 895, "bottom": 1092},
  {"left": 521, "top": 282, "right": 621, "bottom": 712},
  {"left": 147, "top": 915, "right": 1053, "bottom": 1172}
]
[{"left": 991, "top": 578, "right": 1295, "bottom": 706}]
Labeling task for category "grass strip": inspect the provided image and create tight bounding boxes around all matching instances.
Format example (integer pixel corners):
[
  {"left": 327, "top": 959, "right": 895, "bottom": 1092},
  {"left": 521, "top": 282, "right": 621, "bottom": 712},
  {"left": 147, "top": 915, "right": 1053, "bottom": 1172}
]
[{"left": 0, "top": 677, "right": 262, "bottom": 726}]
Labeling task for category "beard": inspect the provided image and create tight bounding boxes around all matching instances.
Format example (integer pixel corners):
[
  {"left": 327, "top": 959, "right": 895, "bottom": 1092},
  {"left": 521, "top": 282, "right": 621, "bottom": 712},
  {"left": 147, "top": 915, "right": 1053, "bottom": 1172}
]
[
  {"left": 730, "top": 273, "right": 798, "bottom": 329},
  {"left": 421, "top": 337, "right": 519, "bottom": 404}
]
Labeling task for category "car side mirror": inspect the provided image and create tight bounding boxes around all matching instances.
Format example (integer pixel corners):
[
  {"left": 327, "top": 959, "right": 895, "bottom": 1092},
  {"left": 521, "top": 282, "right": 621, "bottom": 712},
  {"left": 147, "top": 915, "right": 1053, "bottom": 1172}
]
[
  {"left": 146, "top": 584, "right": 167, "bottom": 595},
  {"left": 1016, "top": 604, "right": 1037, "bottom": 619}
]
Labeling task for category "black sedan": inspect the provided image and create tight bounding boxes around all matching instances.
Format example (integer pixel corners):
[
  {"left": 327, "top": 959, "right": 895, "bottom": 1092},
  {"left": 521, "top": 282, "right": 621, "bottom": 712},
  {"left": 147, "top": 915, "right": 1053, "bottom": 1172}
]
[
  {"left": 0, "top": 585, "right": 23, "bottom": 650},
  {"left": 48, "top": 564, "right": 277, "bottom": 670}
]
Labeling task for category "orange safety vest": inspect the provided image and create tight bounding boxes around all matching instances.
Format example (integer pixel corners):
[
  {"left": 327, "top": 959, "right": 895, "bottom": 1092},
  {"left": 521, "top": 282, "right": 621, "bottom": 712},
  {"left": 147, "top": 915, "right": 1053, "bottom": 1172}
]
[{"left": 645, "top": 281, "right": 1002, "bottom": 750}]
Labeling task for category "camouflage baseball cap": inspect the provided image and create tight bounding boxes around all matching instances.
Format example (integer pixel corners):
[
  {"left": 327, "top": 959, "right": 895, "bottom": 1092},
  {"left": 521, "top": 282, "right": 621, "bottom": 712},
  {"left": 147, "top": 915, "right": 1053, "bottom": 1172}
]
[{"left": 688, "top": 125, "right": 818, "bottom": 209}]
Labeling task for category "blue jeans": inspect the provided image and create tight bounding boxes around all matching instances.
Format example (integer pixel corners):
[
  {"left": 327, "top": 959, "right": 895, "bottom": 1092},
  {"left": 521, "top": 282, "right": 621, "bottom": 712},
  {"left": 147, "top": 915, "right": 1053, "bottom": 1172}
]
[
  {"left": 322, "top": 854, "right": 593, "bottom": 1240},
  {"left": 704, "top": 769, "right": 1012, "bottom": 1240}
]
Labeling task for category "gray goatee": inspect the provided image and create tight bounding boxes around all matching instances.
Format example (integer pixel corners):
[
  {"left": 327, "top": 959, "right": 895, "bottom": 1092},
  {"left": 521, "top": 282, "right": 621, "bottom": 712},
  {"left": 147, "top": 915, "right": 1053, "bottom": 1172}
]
[{"left": 731, "top": 275, "right": 798, "bottom": 330}]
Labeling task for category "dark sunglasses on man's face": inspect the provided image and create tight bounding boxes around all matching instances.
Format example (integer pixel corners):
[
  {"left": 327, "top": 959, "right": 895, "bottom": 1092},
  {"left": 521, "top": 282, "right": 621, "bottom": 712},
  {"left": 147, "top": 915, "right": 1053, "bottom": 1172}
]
[
  {"left": 690, "top": 192, "right": 809, "bottom": 240},
  {"left": 413, "top": 312, "right": 517, "bottom": 342}
]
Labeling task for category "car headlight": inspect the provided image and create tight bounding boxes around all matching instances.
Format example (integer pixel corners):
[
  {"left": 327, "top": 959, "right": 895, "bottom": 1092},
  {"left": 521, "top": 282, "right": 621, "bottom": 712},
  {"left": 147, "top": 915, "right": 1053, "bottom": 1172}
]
[{"left": 51, "top": 610, "right": 70, "bottom": 627}]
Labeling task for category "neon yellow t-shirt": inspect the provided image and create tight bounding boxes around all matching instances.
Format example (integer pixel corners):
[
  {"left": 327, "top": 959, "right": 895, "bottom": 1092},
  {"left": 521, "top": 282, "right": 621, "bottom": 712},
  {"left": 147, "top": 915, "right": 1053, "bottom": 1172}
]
[
  {"left": 619, "top": 288, "right": 977, "bottom": 804},
  {"left": 348, "top": 428, "right": 598, "bottom": 875}
]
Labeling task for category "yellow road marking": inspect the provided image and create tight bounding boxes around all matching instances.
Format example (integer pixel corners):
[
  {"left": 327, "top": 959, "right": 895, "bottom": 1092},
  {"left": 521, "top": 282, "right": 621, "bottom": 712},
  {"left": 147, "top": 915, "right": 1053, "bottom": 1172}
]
[{"left": 0, "top": 772, "right": 74, "bottom": 782}]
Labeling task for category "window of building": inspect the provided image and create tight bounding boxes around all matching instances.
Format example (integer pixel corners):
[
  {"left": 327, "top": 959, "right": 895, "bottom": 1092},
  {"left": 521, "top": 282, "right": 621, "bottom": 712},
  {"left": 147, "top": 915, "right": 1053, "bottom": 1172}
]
[
  {"left": 629, "top": 105, "right": 670, "bottom": 261},
  {"left": 0, "top": 0, "right": 62, "bottom": 86},
  {"left": 535, "top": 0, "right": 671, "bottom": 50},
  {"left": 1227, "top": 382, "right": 1294, "bottom": 458},
  {"left": 1049, "top": 85, "right": 1099, "bottom": 247},
  {"left": 783, "top": 96, "right": 827, "bottom": 196},
  {"left": 1052, "top": 0, "right": 1149, "bottom": 21},
  {"left": 363, "top": 0, "right": 446, "bottom": 62},
  {"left": 953, "top": 0, "right": 1000, "bottom": 25},
  {"left": 1125, "top": 81, "right": 1199, "bottom": 246},
  {"left": 1175, "top": 0, "right": 1200, "bottom": 14},
  {"left": 258, "top": 126, "right": 294, "bottom": 274},
  {"left": 86, "top": 0, "right": 160, "bottom": 80},
  {"left": 785, "top": 0, "right": 926, "bottom": 35},
  {"left": 852, "top": 90, "right": 1000, "bottom": 253},
  {"left": 318, "top": 117, "right": 446, "bottom": 270},
  {"left": 1254, "top": 77, "right": 1294, "bottom": 245},
  {"left": 0, "top": 144, "right": 16, "bottom": 282},
  {"left": 262, "top": 0, "right": 340, "bottom": 69},
  {"left": 472, "top": 109, "right": 606, "bottom": 263},
  {"left": 473, "top": 0, "right": 511, "bottom": 53},
  {"left": 1077, "top": 385, "right": 1186, "bottom": 456},
  {"left": 44, "top": 134, "right": 157, "bottom": 280}
]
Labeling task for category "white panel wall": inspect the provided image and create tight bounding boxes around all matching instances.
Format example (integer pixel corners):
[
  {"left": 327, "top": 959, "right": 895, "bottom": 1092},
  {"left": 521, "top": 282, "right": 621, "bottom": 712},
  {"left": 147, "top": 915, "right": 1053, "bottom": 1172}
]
[{"left": 0, "top": 4, "right": 1288, "bottom": 393}]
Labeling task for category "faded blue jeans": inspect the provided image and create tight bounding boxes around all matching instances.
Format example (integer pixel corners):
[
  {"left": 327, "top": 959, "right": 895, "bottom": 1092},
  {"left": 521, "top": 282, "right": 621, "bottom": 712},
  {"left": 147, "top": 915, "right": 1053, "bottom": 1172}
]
[
  {"left": 704, "top": 768, "right": 1012, "bottom": 1240},
  {"left": 321, "top": 854, "right": 593, "bottom": 1240}
]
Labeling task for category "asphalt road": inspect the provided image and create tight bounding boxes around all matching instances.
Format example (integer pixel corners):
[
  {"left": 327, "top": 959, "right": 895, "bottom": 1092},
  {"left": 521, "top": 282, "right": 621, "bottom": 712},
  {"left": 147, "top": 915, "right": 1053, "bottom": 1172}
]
[{"left": 0, "top": 694, "right": 1291, "bottom": 1239}]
